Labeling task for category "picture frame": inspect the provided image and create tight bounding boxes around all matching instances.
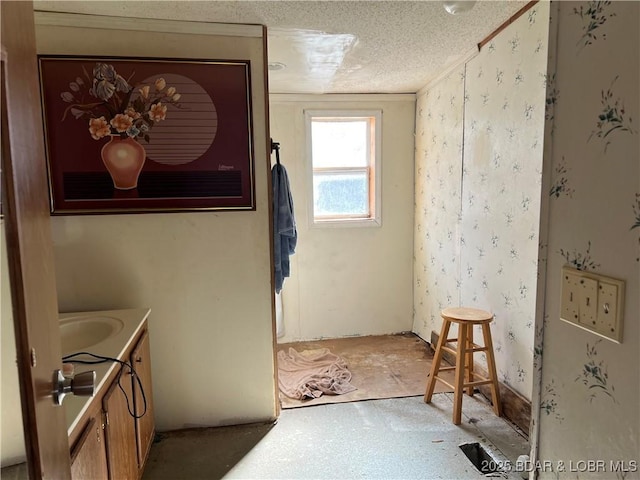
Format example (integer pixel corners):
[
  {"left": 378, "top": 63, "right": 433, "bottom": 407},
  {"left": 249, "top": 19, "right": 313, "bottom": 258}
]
[{"left": 38, "top": 55, "right": 255, "bottom": 214}]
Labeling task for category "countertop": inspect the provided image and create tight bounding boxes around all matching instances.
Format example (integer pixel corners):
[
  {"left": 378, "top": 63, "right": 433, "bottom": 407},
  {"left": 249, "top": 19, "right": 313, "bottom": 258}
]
[{"left": 60, "top": 308, "right": 151, "bottom": 436}]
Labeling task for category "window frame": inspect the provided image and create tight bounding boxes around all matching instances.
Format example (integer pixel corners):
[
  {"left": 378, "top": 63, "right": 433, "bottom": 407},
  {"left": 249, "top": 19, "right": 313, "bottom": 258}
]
[{"left": 304, "top": 109, "right": 382, "bottom": 227}]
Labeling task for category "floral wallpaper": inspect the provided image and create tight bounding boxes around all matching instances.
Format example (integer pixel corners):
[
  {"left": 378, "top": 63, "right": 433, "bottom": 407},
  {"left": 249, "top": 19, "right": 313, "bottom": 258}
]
[
  {"left": 414, "top": 2, "right": 638, "bottom": 474},
  {"left": 413, "top": 65, "right": 464, "bottom": 343},
  {"left": 413, "top": 1, "right": 549, "bottom": 401},
  {"left": 460, "top": 1, "right": 549, "bottom": 399},
  {"left": 536, "top": 1, "right": 639, "bottom": 478}
]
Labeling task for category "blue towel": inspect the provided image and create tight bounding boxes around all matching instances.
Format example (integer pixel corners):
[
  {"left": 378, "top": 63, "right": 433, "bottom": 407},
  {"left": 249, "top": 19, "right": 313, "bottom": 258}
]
[{"left": 272, "top": 163, "right": 297, "bottom": 293}]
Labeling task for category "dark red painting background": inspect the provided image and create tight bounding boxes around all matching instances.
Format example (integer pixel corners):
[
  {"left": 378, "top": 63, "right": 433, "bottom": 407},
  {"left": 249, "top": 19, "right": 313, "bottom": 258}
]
[{"left": 39, "top": 56, "right": 255, "bottom": 213}]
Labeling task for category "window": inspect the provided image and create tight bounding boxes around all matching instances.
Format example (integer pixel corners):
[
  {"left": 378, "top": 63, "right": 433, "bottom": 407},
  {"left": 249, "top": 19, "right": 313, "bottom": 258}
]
[{"left": 305, "top": 110, "right": 381, "bottom": 226}]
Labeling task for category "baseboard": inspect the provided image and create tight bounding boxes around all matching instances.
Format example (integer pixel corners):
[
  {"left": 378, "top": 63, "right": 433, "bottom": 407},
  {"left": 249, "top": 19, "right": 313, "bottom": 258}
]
[{"left": 429, "top": 331, "right": 531, "bottom": 436}]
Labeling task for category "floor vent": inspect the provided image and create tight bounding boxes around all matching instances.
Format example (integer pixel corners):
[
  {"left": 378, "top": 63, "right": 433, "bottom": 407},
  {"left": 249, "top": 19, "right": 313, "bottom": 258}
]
[{"left": 459, "top": 442, "right": 499, "bottom": 474}]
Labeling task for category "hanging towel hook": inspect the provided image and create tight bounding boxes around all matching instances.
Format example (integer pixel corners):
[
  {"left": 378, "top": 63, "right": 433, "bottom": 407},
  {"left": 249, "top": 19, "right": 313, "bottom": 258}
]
[{"left": 271, "top": 138, "right": 281, "bottom": 165}]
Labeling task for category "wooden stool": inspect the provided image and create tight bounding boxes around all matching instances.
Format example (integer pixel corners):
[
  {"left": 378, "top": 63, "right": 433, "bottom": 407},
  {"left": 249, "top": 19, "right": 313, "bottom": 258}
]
[{"left": 424, "top": 307, "right": 502, "bottom": 425}]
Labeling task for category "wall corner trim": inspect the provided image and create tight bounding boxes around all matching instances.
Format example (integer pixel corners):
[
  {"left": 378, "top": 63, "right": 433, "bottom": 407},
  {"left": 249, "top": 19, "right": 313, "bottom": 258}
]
[{"left": 33, "top": 11, "right": 265, "bottom": 38}]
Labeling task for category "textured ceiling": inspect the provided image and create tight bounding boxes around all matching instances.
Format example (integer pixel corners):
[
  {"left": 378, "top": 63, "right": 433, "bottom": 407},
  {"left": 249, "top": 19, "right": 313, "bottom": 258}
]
[{"left": 34, "top": 1, "right": 528, "bottom": 94}]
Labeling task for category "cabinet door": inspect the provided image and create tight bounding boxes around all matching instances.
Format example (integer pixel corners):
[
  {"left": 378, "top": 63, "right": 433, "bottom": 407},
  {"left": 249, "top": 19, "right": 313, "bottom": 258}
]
[
  {"left": 102, "top": 366, "right": 138, "bottom": 480},
  {"left": 131, "top": 330, "right": 155, "bottom": 470},
  {"left": 70, "top": 417, "right": 108, "bottom": 480}
]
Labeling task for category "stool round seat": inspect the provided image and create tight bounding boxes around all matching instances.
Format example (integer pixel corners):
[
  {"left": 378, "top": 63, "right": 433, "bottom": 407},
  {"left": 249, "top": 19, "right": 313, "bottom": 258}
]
[
  {"left": 424, "top": 306, "right": 502, "bottom": 425},
  {"left": 441, "top": 307, "right": 493, "bottom": 323}
]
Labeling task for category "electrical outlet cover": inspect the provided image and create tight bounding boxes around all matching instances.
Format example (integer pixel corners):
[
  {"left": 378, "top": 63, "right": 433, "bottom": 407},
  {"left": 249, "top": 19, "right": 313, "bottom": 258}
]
[
  {"left": 560, "top": 266, "right": 625, "bottom": 343},
  {"left": 596, "top": 280, "right": 624, "bottom": 343}
]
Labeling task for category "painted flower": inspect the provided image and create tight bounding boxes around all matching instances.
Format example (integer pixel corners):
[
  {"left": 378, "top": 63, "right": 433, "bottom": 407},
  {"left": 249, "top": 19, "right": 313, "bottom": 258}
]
[
  {"left": 92, "top": 63, "right": 115, "bottom": 81},
  {"left": 139, "top": 85, "right": 150, "bottom": 100},
  {"left": 126, "top": 125, "right": 141, "bottom": 138},
  {"left": 155, "top": 78, "right": 166, "bottom": 91},
  {"left": 92, "top": 63, "right": 129, "bottom": 93},
  {"left": 92, "top": 79, "right": 116, "bottom": 101},
  {"left": 124, "top": 107, "right": 141, "bottom": 120},
  {"left": 62, "top": 62, "right": 182, "bottom": 143},
  {"left": 70, "top": 108, "right": 84, "bottom": 120},
  {"left": 110, "top": 114, "right": 133, "bottom": 133},
  {"left": 148, "top": 102, "right": 167, "bottom": 122},
  {"left": 88, "top": 117, "right": 110, "bottom": 140}
]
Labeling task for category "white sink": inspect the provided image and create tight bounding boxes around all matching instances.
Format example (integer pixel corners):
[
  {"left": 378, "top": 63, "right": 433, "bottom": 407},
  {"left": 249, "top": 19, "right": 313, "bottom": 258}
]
[{"left": 60, "top": 315, "right": 125, "bottom": 354}]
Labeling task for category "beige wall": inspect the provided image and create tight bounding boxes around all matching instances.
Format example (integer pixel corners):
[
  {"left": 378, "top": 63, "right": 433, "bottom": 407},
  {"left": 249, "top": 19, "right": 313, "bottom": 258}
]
[
  {"left": 1, "top": 223, "right": 27, "bottom": 466},
  {"left": 36, "top": 15, "right": 276, "bottom": 431},
  {"left": 270, "top": 95, "right": 415, "bottom": 342}
]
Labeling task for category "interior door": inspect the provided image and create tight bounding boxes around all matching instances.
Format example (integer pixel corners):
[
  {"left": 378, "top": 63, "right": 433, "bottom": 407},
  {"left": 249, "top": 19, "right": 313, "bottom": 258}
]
[{"left": 1, "top": 1, "right": 71, "bottom": 478}]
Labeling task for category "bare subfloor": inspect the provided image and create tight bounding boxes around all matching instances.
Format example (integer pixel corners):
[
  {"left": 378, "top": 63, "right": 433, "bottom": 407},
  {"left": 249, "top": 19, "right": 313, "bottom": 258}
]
[
  {"left": 143, "top": 334, "right": 528, "bottom": 480},
  {"left": 277, "top": 333, "right": 453, "bottom": 408},
  {"left": 143, "top": 395, "right": 528, "bottom": 480}
]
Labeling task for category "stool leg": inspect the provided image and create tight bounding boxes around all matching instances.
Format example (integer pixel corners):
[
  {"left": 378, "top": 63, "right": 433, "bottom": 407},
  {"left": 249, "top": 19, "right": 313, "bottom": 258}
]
[
  {"left": 482, "top": 322, "right": 502, "bottom": 417},
  {"left": 465, "top": 324, "right": 474, "bottom": 396},
  {"left": 424, "top": 319, "right": 451, "bottom": 403},
  {"left": 453, "top": 322, "right": 468, "bottom": 425}
]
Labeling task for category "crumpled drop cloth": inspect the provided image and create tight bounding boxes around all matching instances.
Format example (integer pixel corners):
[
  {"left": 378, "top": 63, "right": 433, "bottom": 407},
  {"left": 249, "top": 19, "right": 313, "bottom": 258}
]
[{"left": 277, "top": 347, "right": 357, "bottom": 400}]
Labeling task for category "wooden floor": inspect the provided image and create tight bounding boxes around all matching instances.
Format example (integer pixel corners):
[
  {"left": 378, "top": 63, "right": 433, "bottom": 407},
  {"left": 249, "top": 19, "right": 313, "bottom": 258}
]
[{"left": 277, "top": 333, "right": 454, "bottom": 408}]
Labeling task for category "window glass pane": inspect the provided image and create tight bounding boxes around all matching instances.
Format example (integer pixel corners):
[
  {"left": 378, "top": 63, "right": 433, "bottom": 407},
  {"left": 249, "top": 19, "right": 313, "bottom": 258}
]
[
  {"left": 311, "top": 119, "right": 368, "bottom": 168},
  {"left": 313, "top": 172, "right": 369, "bottom": 217}
]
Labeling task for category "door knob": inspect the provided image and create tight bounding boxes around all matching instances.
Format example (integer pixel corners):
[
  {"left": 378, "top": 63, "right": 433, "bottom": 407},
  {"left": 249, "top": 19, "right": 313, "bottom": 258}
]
[{"left": 53, "top": 369, "right": 96, "bottom": 406}]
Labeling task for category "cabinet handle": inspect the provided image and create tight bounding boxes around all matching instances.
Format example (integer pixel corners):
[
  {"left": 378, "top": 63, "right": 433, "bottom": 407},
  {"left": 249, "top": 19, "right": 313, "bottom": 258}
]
[
  {"left": 96, "top": 428, "right": 101, "bottom": 443},
  {"left": 135, "top": 357, "right": 142, "bottom": 363}
]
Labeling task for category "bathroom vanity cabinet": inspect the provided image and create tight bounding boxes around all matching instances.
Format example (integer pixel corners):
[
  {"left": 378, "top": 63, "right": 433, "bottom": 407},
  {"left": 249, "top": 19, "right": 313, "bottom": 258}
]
[
  {"left": 65, "top": 310, "right": 154, "bottom": 480},
  {"left": 70, "top": 416, "right": 108, "bottom": 479},
  {"left": 131, "top": 331, "right": 154, "bottom": 468},
  {"left": 101, "top": 363, "right": 139, "bottom": 480}
]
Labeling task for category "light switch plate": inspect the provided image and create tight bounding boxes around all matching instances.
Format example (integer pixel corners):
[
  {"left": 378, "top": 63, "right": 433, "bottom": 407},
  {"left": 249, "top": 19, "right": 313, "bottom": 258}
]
[
  {"left": 577, "top": 277, "right": 598, "bottom": 329},
  {"left": 560, "top": 266, "right": 625, "bottom": 343},
  {"left": 560, "top": 269, "right": 580, "bottom": 323}
]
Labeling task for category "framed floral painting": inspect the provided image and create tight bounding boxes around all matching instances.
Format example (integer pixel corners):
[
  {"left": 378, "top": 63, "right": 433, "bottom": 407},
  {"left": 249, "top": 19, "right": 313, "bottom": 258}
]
[{"left": 38, "top": 56, "right": 255, "bottom": 214}]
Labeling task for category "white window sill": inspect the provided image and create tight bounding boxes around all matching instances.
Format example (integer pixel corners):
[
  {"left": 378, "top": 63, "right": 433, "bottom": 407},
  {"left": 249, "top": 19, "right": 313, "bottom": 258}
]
[{"left": 312, "top": 217, "right": 382, "bottom": 228}]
